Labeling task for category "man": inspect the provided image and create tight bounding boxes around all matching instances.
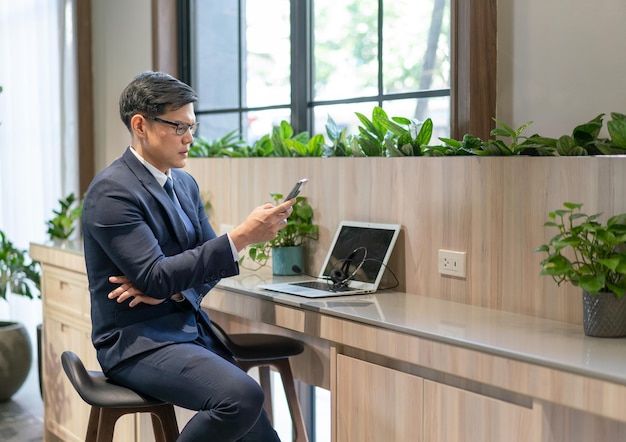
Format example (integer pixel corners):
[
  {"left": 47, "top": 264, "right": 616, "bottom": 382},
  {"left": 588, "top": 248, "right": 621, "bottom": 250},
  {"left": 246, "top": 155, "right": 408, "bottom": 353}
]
[{"left": 82, "top": 71, "right": 294, "bottom": 441}]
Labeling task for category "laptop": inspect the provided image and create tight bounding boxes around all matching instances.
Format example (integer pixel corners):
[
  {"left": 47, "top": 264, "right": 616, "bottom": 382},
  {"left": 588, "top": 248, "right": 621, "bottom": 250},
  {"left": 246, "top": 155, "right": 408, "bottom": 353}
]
[{"left": 258, "top": 221, "right": 401, "bottom": 298}]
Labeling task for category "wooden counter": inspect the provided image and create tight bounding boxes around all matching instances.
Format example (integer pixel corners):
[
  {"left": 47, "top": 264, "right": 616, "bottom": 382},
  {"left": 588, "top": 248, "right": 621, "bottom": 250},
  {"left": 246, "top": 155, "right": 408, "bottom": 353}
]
[
  {"left": 32, "top": 241, "right": 626, "bottom": 441},
  {"left": 205, "top": 271, "right": 626, "bottom": 441}
]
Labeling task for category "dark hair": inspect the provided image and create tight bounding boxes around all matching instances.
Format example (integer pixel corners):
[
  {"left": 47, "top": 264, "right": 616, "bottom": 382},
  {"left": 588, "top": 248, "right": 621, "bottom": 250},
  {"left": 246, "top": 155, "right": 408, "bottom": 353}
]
[{"left": 119, "top": 71, "right": 199, "bottom": 131}]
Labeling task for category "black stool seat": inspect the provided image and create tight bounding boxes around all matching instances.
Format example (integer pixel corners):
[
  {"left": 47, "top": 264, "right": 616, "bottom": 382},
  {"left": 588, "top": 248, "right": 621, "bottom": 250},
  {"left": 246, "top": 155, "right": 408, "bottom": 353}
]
[
  {"left": 61, "top": 351, "right": 179, "bottom": 442},
  {"left": 224, "top": 333, "right": 305, "bottom": 361},
  {"left": 61, "top": 351, "right": 163, "bottom": 408},
  {"left": 210, "top": 322, "right": 309, "bottom": 442}
]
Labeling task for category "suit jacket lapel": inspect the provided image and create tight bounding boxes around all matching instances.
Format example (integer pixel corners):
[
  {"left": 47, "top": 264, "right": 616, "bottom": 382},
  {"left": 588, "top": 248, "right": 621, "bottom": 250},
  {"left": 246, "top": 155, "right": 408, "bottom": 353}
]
[{"left": 121, "top": 148, "right": 191, "bottom": 249}]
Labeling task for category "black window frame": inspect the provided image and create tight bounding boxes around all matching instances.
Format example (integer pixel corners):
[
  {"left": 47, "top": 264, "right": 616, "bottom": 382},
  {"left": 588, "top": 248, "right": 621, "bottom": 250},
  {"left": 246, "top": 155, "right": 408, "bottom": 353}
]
[{"left": 175, "top": 0, "right": 491, "bottom": 141}]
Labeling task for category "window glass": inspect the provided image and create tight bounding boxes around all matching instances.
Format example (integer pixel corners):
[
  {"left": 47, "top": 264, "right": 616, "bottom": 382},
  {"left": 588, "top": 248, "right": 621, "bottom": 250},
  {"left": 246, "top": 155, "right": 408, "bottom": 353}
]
[
  {"left": 245, "top": 0, "right": 291, "bottom": 107},
  {"left": 382, "top": 0, "right": 450, "bottom": 95},
  {"left": 197, "top": 112, "right": 240, "bottom": 141},
  {"left": 245, "top": 108, "right": 292, "bottom": 142},
  {"left": 313, "top": 0, "right": 378, "bottom": 100},
  {"left": 313, "top": 102, "right": 382, "bottom": 137},
  {"left": 383, "top": 97, "right": 450, "bottom": 141},
  {"left": 191, "top": 1, "right": 240, "bottom": 110},
  {"left": 188, "top": 0, "right": 451, "bottom": 145}
]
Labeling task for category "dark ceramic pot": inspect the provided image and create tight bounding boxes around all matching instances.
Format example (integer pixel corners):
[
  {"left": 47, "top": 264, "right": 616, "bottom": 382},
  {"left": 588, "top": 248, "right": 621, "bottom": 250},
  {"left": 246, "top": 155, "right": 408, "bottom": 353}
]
[
  {"left": 0, "top": 321, "right": 32, "bottom": 401},
  {"left": 582, "top": 291, "right": 626, "bottom": 338}
]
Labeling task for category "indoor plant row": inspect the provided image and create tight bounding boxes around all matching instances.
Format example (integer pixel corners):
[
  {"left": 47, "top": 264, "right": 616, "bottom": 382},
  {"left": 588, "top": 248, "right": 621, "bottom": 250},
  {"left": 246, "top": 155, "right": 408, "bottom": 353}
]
[{"left": 189, "top": 108, "right": 626, "bottom": 158}]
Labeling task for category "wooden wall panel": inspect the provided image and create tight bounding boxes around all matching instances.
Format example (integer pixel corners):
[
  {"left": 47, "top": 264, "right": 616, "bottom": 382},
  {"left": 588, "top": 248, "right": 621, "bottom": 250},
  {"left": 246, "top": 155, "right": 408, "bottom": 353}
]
[{"left": 185, "top": 157, "right": 626, "bottom": 325}]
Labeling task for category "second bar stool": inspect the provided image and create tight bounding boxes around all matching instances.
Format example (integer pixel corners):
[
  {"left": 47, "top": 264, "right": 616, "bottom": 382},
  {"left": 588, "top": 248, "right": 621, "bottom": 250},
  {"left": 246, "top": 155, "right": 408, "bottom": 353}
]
[{"left": 210, "top": 321, "right": 309, "bottom": 442}]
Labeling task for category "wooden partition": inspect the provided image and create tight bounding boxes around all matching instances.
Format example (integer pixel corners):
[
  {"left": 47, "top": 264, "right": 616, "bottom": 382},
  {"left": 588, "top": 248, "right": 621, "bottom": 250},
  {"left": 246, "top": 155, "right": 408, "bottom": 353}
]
[{"left": 186, "top": 156, "right": 626, "bottom": 325}]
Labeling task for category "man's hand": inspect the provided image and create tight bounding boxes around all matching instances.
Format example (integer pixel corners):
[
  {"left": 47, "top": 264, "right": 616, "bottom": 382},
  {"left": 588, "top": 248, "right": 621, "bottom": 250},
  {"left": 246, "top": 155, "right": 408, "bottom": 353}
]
[
  {"left": 108, "top": 275, "right": 173, "bottom": 307},
  {"left": 229, "top": 199, "right": 295, "bottom": 252}
]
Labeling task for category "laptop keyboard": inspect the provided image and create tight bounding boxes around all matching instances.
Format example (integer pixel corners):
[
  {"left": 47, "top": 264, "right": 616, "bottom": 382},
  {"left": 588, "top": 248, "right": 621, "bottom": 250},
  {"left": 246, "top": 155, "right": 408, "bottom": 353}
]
[{"left": 291, "top": 281, "right": 354, "bottom": 292}]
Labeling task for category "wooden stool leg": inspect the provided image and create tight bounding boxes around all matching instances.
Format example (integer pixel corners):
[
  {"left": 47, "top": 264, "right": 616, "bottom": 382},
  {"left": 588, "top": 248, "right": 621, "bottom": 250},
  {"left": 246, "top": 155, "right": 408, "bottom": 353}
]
[
  {"left": 95, "top": 408, "right": 122, "bottom": 442},
  {"left": 85, "top": 406, "right": 101, "bottom": 442},
  {"left": 258, "top": 365, "right": 274, "bottom": 424},
  {"left": 272, "top": 359, "right": 309, "bottom": 442},
  {"left": 150, "top": 404, "right": 180, "bottom": 442}
]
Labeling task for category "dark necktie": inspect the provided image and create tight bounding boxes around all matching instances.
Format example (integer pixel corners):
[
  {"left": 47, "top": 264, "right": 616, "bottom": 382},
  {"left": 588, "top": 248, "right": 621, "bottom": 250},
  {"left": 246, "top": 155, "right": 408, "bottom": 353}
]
[{"left": 164, "top": 177, "right": 196, "bottom": 244}]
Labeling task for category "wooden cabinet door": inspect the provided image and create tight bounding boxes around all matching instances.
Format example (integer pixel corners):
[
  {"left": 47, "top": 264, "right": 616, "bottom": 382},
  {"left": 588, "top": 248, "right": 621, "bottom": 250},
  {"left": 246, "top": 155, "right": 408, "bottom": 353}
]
[
  {"left": 42, "top": 314, "right": 93, "bottom": 441},
  {"left": 423, "top": 380, "right": 540, "bottom": 442},
  {"left": 335, "top": 354, "right": 423, "bottom": 442},
  {"left": 42, "top": 263, "right": 138, "bottom": 442}
]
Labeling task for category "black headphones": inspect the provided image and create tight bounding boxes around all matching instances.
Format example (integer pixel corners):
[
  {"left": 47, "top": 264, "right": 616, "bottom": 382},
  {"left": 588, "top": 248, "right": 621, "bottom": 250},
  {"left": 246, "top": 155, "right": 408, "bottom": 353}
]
[{"left": 330, "top": 247, "right": 367, "bottom": 287}]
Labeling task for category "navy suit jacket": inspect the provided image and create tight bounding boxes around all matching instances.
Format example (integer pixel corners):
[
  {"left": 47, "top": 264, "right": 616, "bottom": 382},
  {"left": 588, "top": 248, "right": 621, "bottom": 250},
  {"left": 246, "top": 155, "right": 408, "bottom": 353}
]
[{"left": 82, "top": 148, "right": 239, "bottom": 373}]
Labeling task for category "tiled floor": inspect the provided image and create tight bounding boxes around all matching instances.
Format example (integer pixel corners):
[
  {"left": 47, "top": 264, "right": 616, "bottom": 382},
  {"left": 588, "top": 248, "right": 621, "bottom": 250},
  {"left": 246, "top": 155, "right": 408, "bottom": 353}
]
[{"left": 0, "top": 363, "right": 44, "bottom": 442}]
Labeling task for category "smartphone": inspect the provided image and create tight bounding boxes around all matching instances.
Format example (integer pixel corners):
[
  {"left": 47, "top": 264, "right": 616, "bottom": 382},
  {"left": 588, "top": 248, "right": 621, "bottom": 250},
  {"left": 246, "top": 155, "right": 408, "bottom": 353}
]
[{"left": 284, "top": 178, "right": 308, "bottom": 201}]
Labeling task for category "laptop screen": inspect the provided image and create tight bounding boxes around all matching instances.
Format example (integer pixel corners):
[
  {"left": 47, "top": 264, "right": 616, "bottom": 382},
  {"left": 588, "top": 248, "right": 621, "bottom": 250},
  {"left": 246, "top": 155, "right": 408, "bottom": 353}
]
[{"left": 320, "top": 222, "right": 400, "bottom": 285}]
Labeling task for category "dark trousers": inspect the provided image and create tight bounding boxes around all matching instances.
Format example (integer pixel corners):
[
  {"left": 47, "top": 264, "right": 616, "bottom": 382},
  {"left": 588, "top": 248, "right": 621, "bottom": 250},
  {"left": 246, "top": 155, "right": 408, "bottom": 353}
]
[{"left": 107, "top": 319, "right": 280, "bottom": 442}]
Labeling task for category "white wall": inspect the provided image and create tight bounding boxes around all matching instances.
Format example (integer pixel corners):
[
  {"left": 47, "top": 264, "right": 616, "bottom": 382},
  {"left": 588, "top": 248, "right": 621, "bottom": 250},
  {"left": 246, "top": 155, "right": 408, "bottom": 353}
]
[
  {"left": 91, "top": 0, "right": 152, "bottom": 172},
  {"left": 497, "top": 0, "right": 626, "bottom": 137},
  {"left": 91, "top": 0, "right": 626, "bottom": 166}
]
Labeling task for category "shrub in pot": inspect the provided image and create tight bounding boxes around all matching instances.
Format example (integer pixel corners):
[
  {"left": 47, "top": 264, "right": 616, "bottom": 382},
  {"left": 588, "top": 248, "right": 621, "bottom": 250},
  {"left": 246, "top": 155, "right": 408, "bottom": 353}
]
[
  {"left": 536, "top": 202, "right": 626, "bottom": 337},
  {"left": 245, "top": 194, "right": 318, "bottom": 275},
  {"left": 0, "top": 229, "right": 41, "bottom": 400}
]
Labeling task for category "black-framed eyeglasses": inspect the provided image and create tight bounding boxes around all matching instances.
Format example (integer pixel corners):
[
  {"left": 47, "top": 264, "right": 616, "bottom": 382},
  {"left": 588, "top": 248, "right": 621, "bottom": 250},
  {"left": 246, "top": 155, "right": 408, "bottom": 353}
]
[{"left": 144, "top": 115, "right": 199, "bottom": 136}]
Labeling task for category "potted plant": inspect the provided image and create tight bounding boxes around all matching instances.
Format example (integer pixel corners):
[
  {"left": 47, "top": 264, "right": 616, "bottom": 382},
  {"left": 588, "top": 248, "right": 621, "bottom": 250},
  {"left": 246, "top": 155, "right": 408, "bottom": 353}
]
[
  {"left": 535, "top": 202, "right": 626, "bottom": 337},
  {"left": 0, "top": 229, "right": 41, "bottom": 400},
  {"left": 46, "top": 193, "right": 83, "bottom": 241},
  {"left": 245, "top": 194, "right": 318, "bottom": 275}
]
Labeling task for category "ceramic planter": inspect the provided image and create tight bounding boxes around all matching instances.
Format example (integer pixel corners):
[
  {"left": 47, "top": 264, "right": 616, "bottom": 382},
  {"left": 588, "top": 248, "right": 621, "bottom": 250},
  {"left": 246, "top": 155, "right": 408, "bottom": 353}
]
[
  {"left": 272, "top": 246, "right": 304, "bottom": 276},
  {"left": 0, "top": 321, "right": 32, "bottom": 401},
  {"left": 582, "top": 291, "right": 626, "bottom": 338}
]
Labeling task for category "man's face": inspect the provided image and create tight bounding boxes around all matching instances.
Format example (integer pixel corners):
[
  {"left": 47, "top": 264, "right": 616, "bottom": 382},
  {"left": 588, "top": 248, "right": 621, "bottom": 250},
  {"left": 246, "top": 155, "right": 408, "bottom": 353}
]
[{"left": 138, "top": 102, "right": 196, "bottom": 173}]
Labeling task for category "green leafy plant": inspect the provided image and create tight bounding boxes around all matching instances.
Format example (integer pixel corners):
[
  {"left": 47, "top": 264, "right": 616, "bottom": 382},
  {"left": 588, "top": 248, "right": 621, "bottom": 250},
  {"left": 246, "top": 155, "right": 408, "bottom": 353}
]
[
  {"left": 470, "top": 119, "right": 554, "bottom": 156},
  {"left": 425, "top": 134, "right": 479, "bottom": 156},
  {"left": 535, "top": 202, "right": 626, "bottom": 297},
  {"left": 182, "top": 107, "right": 626, "bottom": 158},
  {"left": 378, "top": 115, "right": 433, "bottom": 157},
  {"left": 353, "top": 107, "right": 389, "bottom": 156},
  {"left": 431, "top": 119, "right": 557, "bottom": 157},
  {"left": 46, "top": 193, "right": 83, "bottom": 240},
  {"left": 352, "top": 106, "right": 435, "bottom": 157},
  {"left": 188, "top": 130, "right": 247, "bottom": 157},
  {"left": 530, "top": 113, "right": 626, "bottom": 156},
  {"left": 244, "top": 194, "right": 318, "bottom": 267},
  {"left": 0, "top": 230, "right": 40, "bottom": 300},
  {"left": 323, "top": 115, "right": 355, "bottom": 157},
  {"left": 270, "top": 121, "right": 324, "bottom": 157}
]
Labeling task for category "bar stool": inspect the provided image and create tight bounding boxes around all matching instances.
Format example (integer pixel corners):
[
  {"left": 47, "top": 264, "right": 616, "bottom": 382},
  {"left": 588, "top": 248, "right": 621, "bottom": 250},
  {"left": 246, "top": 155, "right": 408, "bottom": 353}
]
[
  {"left": 60, "top": 351, "right": 179, "bottom": 442},
  {"left": 210, "top": 321, "right": 309, "bottom": 442}
]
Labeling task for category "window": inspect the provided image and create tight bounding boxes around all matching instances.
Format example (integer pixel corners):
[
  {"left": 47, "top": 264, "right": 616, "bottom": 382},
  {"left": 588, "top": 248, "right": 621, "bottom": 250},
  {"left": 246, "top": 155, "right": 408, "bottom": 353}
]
[{"left": 180, "top": 0, "right": 455, "bottom": 144}]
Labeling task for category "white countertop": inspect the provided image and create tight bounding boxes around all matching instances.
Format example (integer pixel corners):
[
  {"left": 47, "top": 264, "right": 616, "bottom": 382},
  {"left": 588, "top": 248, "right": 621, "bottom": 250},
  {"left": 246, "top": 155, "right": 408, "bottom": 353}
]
[{"left": 216, "top": 270, "right": 626, "bottom": 387}]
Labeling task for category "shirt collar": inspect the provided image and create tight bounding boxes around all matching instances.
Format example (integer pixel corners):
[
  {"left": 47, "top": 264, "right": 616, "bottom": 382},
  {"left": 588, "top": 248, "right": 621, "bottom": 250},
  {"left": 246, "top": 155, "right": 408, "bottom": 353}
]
[{"left": 129, "top": 145, "right": 171, "bottom": 187}]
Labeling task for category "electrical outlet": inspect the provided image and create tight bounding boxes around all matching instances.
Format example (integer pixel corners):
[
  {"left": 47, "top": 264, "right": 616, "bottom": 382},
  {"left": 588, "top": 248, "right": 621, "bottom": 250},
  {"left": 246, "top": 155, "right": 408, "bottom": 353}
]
[{"left": 438, "top": 249, "right": 467, "bottom": 278}]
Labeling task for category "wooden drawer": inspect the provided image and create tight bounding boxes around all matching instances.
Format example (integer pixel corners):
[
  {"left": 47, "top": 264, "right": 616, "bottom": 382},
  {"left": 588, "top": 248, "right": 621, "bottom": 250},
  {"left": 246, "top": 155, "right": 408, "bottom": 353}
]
[
  {"left": 43, "top": 265, "right": 90, "bottom": 322},
  {"left": 275, "top": 305, "right": 306, "bottom": 332}
]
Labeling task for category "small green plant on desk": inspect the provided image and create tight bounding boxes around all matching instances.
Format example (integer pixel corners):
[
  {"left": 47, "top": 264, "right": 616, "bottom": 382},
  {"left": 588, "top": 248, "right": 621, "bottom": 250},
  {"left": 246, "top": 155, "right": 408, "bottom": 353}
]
[{"left": 243, "top": 194, "right": 318, "bottom": 270}]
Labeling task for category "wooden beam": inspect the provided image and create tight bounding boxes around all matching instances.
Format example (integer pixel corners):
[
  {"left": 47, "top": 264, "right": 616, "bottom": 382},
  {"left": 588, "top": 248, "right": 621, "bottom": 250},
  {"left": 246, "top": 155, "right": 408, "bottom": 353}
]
[
  {"left": 152, "top": 0, "right": 179, "bottom": 77},
  {"left": 451, "top": 0, "right": 497, "bottom": 140},
  {"left": 76, "top": 0, "right": 94, "bottom": 195}
]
